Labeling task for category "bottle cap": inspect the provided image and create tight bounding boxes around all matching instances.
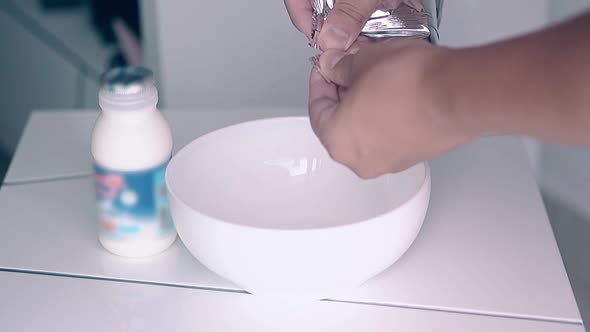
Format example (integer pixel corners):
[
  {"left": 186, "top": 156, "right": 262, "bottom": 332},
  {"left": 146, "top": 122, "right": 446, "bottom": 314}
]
[{"left": 99, "top": 66, "right": 158, "bottom": 111}]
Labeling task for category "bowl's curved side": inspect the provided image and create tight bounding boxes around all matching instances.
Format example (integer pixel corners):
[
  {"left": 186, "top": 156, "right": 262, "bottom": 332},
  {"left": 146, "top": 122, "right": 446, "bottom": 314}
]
[
  {"left": 169, "top": 165, "right": 431, "bottom": 300},
  {"left": 349, "top": 164, "right": 431, "bottom": 285}
]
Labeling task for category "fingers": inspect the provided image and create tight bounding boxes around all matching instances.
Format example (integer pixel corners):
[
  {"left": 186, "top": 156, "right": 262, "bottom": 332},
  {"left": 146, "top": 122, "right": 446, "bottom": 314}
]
[
  {"left": 318, "top": 0, "right": 381, "bottom": 50},
  {"left": 317, "top": 42, "right": 374, "bottom": 87},
  {"left": 309, "top": 67, "right": 361, "bottom": 177},
  {"left": 318, "top": 37, "right": 428, "bottom": 86},
  {"left": 318, "top": 50, "right": 355, "bottom": 87},
  {"left": 308, "top": 67, "right": 338, "bottom": 141},
  {"left": 284, "top": 0, "right": 313, "bottom": 39}
]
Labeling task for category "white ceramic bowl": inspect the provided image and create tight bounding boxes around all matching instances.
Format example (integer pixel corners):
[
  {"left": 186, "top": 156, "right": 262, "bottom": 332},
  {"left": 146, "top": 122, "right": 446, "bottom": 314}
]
[{"left": 166, "top": 117, "right": 431, "bottom": 300}]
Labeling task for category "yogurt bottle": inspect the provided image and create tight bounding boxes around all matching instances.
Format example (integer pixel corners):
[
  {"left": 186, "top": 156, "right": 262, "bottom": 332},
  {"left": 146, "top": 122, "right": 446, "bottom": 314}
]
[{"left": 91, "top": 66, "right": 176, "bottom": 257}]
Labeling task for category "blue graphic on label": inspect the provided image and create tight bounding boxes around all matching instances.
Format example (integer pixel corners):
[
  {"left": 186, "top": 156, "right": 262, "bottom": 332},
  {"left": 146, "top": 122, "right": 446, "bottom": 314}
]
[{"left": 94, "top": 162, "right": 175, "bottom": 240}]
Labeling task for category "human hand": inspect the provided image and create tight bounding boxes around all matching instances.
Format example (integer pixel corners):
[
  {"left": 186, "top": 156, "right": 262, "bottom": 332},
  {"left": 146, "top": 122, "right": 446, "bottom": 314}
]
[
  {"left": 309, "top": 39, "right": 475, "bottom": 178},
  {"left": 284, "top": 0, "right": 424, "bottom": 50}
]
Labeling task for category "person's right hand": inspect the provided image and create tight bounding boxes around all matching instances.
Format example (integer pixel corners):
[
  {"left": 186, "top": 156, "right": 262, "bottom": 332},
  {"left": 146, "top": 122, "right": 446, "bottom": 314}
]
[
  {"left": 308, "top": 39, "right": 474, "bottom": 178},
  {"left": 284, "top": 0, "right": 423, "bottom": 50}
]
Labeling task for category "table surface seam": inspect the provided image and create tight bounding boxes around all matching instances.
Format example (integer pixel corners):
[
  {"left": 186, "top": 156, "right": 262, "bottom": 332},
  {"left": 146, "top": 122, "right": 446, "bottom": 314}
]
[
  {"left": 1, "top": 268, "right": 583, "bottom": 326},
  {"left": 2, "top": 173, "right": 91, "bottom": 186}
]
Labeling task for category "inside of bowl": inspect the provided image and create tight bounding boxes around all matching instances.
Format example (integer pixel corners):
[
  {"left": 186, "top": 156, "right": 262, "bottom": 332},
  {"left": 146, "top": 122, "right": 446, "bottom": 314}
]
[{"left": 167, "top": 117, "right": 426, "bottom": 230}]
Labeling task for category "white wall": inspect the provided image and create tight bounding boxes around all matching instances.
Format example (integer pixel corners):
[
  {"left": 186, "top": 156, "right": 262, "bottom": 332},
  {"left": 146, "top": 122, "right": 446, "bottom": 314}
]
[
  {"left": 438, "top": 0, "right": 548, "bottom": 47},
  {"left": 141, "top": 0, "right": 315, "bottom": 109},
  {"left": 548, "top": 0, "right": 590, "bottom": 23}
]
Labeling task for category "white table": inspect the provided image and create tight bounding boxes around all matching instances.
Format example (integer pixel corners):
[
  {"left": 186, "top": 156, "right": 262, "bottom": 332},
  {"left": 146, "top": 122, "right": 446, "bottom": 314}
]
[
  {"left": 0, "top": 110, "right": 584, "bottom": 330},
  {"left": 0, "top": 271, "right": 583, "bottom": 332},
  {"left": 3, "top": 109, "right": 305, "bottom": 184}
]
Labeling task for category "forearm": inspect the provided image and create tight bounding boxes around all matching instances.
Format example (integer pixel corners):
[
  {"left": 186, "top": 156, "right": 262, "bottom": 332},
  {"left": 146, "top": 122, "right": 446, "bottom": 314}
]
[{"left": 443, "top": 12, "right": 590, "bottom": 145}]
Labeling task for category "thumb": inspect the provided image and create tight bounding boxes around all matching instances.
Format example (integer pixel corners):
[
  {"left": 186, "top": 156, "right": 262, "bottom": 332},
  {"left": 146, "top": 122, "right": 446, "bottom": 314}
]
[
  {"left": 318, "top": 49, "right": 355, "bottom": 87},
  {"left": 318, "top": 0, "right": 381, "bottom": 50}
]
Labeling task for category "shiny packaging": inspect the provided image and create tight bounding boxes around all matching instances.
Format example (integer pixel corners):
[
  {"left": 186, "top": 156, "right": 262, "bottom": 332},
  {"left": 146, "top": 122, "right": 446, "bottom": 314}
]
[{"left": 311, "top": 0, "right": 430, "bottom": 48}]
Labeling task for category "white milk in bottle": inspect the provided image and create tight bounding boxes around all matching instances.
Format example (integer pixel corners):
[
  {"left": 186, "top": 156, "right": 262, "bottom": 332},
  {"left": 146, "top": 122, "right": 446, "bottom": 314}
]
[{"left": 91, "top": 66, "right": 176, "bottom": 257}]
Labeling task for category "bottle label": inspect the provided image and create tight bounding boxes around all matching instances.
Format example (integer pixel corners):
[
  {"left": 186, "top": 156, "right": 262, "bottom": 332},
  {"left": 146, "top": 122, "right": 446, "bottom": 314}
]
[{"left": 93, "top": 161, "right": 175, "bottom": 241}]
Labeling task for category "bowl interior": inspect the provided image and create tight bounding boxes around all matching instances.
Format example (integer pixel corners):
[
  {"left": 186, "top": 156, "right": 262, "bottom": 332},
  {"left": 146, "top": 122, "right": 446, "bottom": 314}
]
[{"left": 166, "top": 117, "right": 426, "bottom": 230}]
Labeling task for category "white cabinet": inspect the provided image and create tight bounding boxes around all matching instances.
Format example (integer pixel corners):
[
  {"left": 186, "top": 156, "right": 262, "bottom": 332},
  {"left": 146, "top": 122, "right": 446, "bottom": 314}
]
[
  {"left": 0, "top": 9, "right": 78, "bottom": 155},
  {"left": 0, "top": 0, "right": 112, "bottom": 156},
  {"left": 83, "top": 75, "right": 100, "bottom": 110}
]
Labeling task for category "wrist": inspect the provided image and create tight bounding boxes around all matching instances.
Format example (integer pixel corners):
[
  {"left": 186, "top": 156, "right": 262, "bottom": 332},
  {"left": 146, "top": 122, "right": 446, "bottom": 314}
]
[{"left": 426, "top": 47, "right": 483, "bottom": 140}]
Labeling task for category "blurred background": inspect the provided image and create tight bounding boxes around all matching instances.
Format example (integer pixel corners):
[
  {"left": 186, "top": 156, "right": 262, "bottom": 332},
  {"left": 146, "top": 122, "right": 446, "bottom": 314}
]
[{"left": 0, "top": 0, "right": 589, "bottom": 323}]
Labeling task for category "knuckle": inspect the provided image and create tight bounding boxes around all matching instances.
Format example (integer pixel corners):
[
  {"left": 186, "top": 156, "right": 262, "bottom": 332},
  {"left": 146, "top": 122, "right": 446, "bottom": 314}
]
[
  {"left": 350, "top": 146, "right": 387, "bottom": 179},
  {"left": 325, "top": 139, "right": 350, "bottom": 165},
  {"left": 352, "top": 154, "right": 381, "bottom": 179},
  {"left": 324, "top": 136, "right": 358, "bottom": 170},
  {"left": 324, "top": 134, "right": 376, "bottom": 179}
]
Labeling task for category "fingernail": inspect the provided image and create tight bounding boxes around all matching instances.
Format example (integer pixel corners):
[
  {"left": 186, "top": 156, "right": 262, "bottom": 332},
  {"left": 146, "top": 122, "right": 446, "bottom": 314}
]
[
  {"left": 309, "top": 56, "right": 332, "bottom": 84},
  {"left": 320, "top": 26, "right": 351, "bottom": 50}
]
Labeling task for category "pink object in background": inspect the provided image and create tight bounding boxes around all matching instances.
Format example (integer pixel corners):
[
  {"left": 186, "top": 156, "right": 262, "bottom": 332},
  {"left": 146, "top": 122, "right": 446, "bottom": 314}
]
[{"left": 111, "top": 17, "right": 143, "bottom": 66}]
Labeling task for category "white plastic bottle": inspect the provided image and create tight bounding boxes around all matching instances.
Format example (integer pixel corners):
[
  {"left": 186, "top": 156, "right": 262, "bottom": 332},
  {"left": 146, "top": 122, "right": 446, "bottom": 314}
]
[{"left": 91, "top": 66, "right": 176, "bottom": 257}]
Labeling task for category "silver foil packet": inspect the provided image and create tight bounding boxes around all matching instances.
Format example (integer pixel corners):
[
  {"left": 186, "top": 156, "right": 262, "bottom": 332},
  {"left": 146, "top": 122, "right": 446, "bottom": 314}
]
[{"left": 311, "top": 0, "right": 430, "bottom": 48}]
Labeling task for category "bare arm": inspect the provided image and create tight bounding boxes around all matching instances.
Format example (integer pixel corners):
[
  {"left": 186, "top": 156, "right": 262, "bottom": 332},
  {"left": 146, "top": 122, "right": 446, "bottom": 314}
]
[
  {"left": 445, "top": 12, "right": 590, "bottom": 145},
  {"left": 307, "top": 10, "right": 590, "bottom": 178}
]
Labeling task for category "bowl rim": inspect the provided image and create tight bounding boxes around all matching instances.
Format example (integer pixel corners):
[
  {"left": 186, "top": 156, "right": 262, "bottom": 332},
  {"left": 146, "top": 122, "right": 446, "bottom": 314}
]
[{"left": 165, "top": 116, "right": 431, "bottom": 232}]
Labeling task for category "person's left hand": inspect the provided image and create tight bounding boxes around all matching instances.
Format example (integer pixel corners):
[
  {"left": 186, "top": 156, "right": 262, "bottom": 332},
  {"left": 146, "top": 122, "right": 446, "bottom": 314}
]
[{"left": 309, "top": 39, "right": 476, "bottom": 178}]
